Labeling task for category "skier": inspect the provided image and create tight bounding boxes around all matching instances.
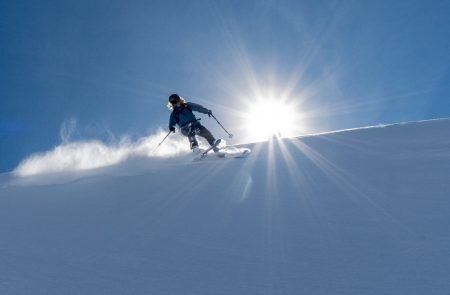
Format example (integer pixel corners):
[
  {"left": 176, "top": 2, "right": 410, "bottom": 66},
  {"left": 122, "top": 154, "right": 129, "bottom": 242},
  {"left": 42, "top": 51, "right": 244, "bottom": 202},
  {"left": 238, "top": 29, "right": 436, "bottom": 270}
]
[{"left": 167, "top": 94, "right": 221, "bottom": 153}]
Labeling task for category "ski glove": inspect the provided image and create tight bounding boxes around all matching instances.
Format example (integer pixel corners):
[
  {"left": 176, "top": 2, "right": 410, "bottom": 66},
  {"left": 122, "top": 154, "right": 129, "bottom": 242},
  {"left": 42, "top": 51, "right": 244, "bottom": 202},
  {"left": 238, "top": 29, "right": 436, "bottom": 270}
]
[
  {"left": 208, "top": 110, "right": 212, "bottom": 117},
  {"left": 169, "top": 126, "right": 175, "bottom": 133}
]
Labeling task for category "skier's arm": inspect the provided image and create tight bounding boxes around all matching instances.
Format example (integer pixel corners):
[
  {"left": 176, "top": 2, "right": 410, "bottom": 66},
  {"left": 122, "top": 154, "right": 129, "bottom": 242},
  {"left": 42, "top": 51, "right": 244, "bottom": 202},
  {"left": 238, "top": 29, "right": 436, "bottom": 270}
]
[
  {"left": 169, "top": 113, "right": 177, "bottom": 132},
  {"left": 187, "top": 102, "right": 211, "bottom": 115}
]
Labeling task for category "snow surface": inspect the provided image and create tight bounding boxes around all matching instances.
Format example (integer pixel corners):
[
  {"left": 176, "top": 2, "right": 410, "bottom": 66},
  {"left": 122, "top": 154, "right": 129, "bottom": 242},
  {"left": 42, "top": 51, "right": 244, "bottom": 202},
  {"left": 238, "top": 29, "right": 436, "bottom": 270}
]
[{"left": 1, "top": 119, "right": 450, "bottom": 295}]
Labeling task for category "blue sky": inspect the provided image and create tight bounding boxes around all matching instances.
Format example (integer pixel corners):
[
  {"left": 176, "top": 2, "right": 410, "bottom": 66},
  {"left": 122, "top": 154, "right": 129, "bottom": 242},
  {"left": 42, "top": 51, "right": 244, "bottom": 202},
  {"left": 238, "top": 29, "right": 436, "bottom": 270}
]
[{"left": 1, "top": 0, "right": 450, "bottom": 173}]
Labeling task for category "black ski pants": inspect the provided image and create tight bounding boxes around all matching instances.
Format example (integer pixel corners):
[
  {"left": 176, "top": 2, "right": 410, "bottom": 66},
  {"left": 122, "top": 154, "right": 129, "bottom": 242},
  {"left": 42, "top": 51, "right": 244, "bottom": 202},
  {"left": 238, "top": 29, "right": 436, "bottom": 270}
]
[{"left": 180, "top": 122, "right": 216, "bottom": 149}]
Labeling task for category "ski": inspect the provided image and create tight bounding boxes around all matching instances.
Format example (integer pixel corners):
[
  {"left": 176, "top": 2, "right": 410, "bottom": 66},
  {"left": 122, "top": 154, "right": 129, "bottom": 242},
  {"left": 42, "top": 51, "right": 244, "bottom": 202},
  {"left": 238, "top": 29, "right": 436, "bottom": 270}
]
[
  {"left": 198, "top": 144, "right": 251, "bottom": 160},
  {"left": 215, "top": 146, "right": 251, "bottom": 158},
  {"left": 200, "top": 139, "right": 222, "bottom": 158}
]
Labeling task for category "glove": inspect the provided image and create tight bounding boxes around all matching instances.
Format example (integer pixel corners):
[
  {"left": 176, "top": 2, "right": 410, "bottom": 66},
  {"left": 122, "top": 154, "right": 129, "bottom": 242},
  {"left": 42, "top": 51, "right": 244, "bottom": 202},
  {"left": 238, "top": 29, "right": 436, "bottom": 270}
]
[
  {"left": 169, "top": 126, "right": 175, "bottom": 133},
  {"left": 207, "top": 110, "right": 212, "bottom": 117}
]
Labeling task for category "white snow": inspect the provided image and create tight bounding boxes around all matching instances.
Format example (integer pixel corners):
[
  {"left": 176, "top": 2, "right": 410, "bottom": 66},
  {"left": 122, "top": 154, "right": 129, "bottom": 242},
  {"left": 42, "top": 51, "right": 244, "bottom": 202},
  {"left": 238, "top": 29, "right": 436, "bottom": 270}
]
[
  {"left": 13, "top": 130, "right": 191, "bottom": 177},
  {"left": 1, "top": 118, "right": 450, "bottom": 294}
]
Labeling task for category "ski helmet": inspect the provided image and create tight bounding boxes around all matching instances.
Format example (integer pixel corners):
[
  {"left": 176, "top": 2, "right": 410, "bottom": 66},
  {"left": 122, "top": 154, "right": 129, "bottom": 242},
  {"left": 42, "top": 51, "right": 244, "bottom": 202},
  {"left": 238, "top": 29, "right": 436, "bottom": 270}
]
[{"left": 168, "top": 94, "right": 181, "bottom": 105}]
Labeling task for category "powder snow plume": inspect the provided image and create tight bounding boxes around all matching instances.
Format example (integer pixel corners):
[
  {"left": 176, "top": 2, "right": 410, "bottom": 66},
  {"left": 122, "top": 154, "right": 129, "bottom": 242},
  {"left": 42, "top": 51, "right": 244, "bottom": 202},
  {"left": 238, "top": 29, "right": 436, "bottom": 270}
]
[{"left": 13, "top": 130, "right": 190, "bottom": 177}]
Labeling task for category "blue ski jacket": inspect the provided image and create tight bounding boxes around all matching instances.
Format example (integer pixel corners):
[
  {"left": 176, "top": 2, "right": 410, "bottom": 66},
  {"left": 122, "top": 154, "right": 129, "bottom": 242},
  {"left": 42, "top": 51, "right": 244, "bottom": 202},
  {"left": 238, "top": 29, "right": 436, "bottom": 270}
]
[{"left": 169, "top": 102, "right": 210, "bottom": 129}]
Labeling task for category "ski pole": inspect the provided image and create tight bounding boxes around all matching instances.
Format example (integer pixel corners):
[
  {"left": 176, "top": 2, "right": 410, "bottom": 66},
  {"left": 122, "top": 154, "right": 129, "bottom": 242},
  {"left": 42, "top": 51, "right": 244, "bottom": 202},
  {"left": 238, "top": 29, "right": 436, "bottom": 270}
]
[
  {"left": 152, "top": 130, "right": 173, "bottom": 153},
  {"left": 210, "top": 113, "right": 233, "bottom": 138}
]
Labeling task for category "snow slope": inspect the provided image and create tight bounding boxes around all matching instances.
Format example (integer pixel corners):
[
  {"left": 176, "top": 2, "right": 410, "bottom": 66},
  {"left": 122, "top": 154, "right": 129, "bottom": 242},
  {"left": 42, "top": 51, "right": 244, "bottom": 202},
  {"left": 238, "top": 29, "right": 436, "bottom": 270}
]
[{"left": 1, "top": 119, "right": 450, "bottom": 295}]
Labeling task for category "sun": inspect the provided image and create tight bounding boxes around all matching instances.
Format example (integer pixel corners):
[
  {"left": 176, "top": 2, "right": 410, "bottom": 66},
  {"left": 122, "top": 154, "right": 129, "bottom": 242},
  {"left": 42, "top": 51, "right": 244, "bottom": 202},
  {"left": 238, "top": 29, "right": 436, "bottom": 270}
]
[{"left": 244, "top": 98, "right": 299, "bottom": 141}]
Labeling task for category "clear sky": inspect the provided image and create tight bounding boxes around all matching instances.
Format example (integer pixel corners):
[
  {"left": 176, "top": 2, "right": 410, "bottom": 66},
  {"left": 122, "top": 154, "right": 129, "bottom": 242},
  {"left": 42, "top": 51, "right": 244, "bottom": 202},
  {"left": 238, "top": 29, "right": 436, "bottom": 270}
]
[{"left": 1, "top": 0, "right": 450, "bottom": 173}]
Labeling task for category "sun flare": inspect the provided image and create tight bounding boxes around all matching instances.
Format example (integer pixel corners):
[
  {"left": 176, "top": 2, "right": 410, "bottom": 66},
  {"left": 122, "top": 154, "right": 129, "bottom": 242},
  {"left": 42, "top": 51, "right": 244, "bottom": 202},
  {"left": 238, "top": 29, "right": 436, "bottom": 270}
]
[{"left": 244, "top": 98, "right": 299, "bottom": 141}]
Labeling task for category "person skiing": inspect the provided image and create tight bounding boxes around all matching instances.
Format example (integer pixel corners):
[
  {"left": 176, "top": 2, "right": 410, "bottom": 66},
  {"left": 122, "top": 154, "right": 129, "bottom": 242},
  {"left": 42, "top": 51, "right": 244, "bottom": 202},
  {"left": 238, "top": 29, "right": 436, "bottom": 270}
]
[{"left": 167, "top": 94, "right": 221, "bottom": 153}]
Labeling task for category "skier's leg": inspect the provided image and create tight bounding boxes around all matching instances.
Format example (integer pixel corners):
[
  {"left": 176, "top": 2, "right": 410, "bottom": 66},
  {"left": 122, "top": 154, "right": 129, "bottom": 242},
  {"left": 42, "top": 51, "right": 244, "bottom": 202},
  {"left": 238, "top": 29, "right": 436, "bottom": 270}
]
[
  {"left": 188, "top": 133, "right": 199, "bottom": 150},
  {"left": 197, "top": 125, "right": 216, "bottom": 146},
  {"left": 180, "top": 126, "right": 199, "bottom": 150}
]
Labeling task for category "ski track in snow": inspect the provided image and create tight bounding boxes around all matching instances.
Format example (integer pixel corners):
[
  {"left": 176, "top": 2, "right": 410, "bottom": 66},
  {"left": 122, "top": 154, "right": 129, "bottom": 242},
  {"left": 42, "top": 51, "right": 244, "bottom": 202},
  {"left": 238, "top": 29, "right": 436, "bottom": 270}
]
[{"left": 1, "top": 118, "right": 450, "bottom": 294}]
